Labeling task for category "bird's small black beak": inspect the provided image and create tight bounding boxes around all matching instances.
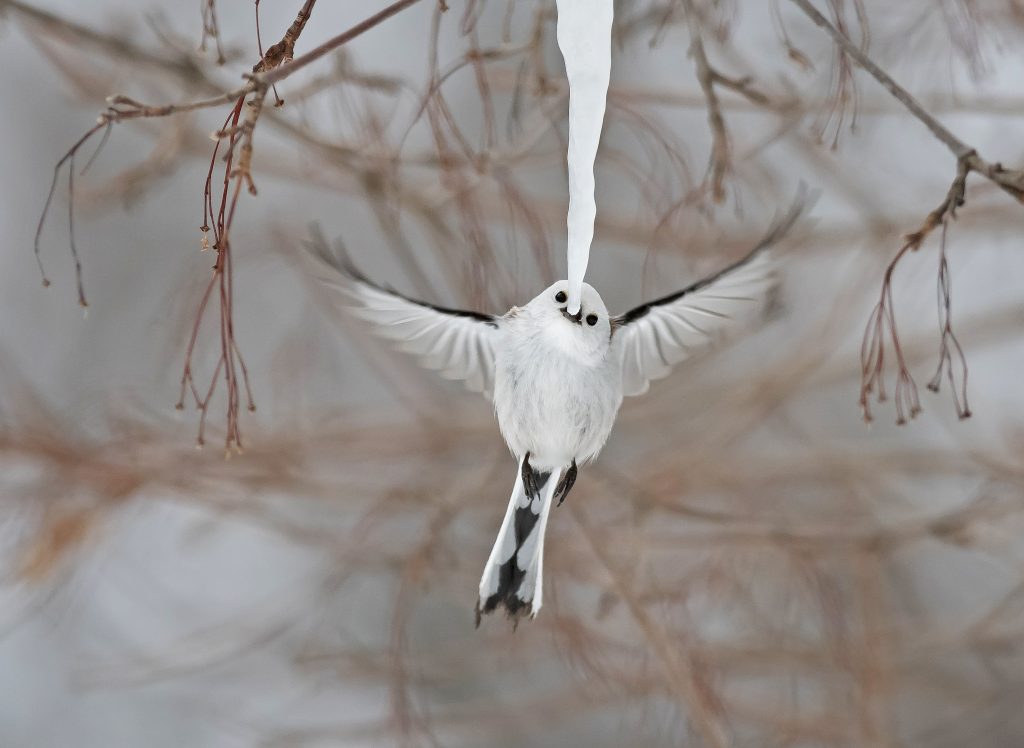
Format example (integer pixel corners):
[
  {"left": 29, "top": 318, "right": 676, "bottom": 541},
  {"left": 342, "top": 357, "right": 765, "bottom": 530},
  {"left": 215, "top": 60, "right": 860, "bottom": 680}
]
[{"left": 560, "top": 307, "right": 583, "bottom": 325}]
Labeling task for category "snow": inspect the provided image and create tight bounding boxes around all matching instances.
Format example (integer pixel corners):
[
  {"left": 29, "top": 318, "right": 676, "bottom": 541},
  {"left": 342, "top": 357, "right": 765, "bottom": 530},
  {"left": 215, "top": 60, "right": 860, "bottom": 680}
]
[{"left": 555, "top": 0, "right": 614, "bottom": 315}]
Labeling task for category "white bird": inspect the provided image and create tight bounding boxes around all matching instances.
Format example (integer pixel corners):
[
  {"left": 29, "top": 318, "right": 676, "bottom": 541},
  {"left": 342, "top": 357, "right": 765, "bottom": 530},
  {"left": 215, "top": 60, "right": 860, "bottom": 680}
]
[{"left": 305, "top": 196, "right": 807, "bottom": 625}]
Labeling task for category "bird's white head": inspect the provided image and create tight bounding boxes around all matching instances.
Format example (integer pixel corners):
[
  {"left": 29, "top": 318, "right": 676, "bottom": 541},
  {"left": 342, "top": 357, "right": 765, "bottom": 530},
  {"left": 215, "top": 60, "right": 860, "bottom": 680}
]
[{"left": 525, "top": 280, "right": 612, "bottom": 363}]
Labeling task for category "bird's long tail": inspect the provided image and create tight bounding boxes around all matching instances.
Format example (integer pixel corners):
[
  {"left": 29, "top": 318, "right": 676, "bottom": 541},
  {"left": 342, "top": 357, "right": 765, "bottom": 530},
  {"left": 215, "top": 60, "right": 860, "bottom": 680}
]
[{"left": 476, "top": 457, "right": 561, "bottom": 625}]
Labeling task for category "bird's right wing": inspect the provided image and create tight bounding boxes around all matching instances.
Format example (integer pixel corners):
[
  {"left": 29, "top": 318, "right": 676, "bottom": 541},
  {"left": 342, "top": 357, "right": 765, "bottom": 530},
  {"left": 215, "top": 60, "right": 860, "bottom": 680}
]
[
  {"left": 303, "top": 230, "right": 502, "bottom": 398},
  {"left": 612, "top": 193, "right": 809, "bottom": 396}
]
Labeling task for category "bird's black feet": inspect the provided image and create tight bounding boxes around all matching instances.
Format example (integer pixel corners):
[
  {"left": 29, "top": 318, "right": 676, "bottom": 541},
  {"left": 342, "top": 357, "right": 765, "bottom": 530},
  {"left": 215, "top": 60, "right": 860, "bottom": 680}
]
[
  {"left": 554, "top": 460, "right": 578, "bottom": 507},
  {"left": 522, "top": 452, "right": 541, "bottom": 499}
]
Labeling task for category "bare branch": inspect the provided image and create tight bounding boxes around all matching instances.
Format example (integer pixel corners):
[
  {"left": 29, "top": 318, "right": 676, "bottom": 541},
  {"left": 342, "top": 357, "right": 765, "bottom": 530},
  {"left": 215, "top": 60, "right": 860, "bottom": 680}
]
[
  {"left": 680, "top": 0, "right": 771, "bottom": 204},
  {"left": 789, "top": 0, "right": 1024, "bottom": 423},
  {"left": 32, "top": 0, "right": 430, "bottom": 451},
  {"left": 199, "top": 0, "right": 226, "bottom": 65},
  {"left": 9, "top": 2, "right": 1024, "bottom": 743},
  {"left": 681, "top": 0, "right": 730, "bottom": 203},
  {"left": 253, "top": 0, "right": 317, "bottom": 74},
  {"left": 789, "top": 0, "right": 1024, "bottom": 202},
  {"left": 261, "top": 0, "right": 427, "bottom": 87}
]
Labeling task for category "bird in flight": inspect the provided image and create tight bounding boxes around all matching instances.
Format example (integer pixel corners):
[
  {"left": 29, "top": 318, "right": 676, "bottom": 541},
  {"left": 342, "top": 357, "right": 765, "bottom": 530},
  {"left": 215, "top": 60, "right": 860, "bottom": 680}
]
[{"left": 305, "top": 196, "right": 807, "bottom": 626}]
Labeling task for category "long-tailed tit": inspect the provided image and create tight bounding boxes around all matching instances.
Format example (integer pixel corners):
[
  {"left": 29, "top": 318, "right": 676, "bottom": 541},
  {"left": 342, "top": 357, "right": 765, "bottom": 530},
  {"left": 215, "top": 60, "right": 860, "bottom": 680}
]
[{"left": 305, "top": 194, "right": 808, "bottom": 625}]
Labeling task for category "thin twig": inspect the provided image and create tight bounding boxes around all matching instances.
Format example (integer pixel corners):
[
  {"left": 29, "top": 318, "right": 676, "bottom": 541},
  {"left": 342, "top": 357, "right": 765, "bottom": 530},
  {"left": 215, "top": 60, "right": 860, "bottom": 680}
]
[
  {"left": 199, "top": 0, "right": 226, "bottom": 64},
  {"left": 681, "top": 0, "right": 771, "bottom": 204},
  {"left": 36, "top": 0, "right": 429, "bottom": 451},
  {"left": 926, "top": 220, "right": 971, "bottom": 420},
  {"left": 684, "top": 6, "right": 729, "bottom": 203},
  {"left": 789, "top": 0, "right": 1024, "bottom": 201},
  {"left": 570, "top": 506, "right": 731, "bottom": 748},
  {"left": 789, "top": 0, "right": 1024, "bottom": 423}
]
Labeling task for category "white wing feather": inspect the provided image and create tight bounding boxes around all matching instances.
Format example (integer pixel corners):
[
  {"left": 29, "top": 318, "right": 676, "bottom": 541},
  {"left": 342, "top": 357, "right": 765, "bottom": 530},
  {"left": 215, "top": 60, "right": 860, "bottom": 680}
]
[
  {"left": 613, "top": 194, "right": 809, "bottom": 397},
  {"left": 304, "top": 232, "right": 501, "bottom": 398},
  {"left": 614, "top": 250, "right": 776, "bottom": 396}
]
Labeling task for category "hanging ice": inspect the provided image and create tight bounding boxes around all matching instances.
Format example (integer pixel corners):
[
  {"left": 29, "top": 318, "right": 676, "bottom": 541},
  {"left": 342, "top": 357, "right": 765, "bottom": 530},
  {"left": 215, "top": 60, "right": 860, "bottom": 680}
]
[{"left": 555, "top": 0, "right": 613, "bottom": 315}]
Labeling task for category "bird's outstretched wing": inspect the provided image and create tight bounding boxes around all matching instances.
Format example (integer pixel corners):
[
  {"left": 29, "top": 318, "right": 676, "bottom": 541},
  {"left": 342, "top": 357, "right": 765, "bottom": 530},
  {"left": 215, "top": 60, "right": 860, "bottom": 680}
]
[
  {"left": 612, "top": 194, "right": 809, "bottom": 396},
  {"left": 303, "top": 229, "right": 501, "bottom": 398}
]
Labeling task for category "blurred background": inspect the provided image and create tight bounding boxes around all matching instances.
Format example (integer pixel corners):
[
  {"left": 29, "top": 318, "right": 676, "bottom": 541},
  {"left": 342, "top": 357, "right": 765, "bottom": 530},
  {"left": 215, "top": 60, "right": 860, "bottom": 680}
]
[{"left": 2, "top": 1, "right": 1024, "bottom": 745}]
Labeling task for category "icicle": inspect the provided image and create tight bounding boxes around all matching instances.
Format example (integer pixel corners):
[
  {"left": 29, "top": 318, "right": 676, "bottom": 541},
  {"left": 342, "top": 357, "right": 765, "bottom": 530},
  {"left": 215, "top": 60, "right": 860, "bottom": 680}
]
[{"left": 555, "top": 0, "right": 614, "bottom": 315}]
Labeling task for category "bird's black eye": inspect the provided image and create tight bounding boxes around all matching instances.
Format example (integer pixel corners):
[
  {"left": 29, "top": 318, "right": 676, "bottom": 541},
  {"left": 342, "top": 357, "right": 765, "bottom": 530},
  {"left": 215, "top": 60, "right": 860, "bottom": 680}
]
[
  {"left": 555, "top": 291, "right": 567, "bottom": 303},
  {"left": 586, "top": 314, "right": 598, "bottom": 326}
]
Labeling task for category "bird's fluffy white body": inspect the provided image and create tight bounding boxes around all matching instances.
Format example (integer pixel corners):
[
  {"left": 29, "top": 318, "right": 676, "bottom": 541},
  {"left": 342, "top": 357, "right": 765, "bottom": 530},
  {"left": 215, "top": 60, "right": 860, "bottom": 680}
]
[
  {"left": 304, "top": 195, "right": 806, "bottom": 624},
  {"left": 494, "top": 283, "right": 622, "bottom": 472}
]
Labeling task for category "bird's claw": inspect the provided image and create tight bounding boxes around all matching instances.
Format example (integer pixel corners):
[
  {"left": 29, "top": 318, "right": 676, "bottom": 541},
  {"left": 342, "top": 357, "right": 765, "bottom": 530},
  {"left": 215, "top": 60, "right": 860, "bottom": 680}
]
[
  {"left": 554, "top": 460, "right": 578, "bottom": 507},
  {"left": 524, "top": 454, "right": 576, "bottom": 505},
  {"left": 522, "top": 452, "right": 540, "bottom": 499}
]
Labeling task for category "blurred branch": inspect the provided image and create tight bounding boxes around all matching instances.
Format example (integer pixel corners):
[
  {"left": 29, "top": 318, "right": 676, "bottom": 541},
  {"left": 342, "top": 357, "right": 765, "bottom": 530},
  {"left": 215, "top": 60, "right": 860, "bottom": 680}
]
[
  {"left": 199, "top": 0, "right": 225, "bottom": 64},
  {"left": 487, "top": 67, "right": 1024, "bottom": 116},
  {"left": 680, "top": 0, "right": 770, "bottom": 204},
  {"left": 572, "top": 504, "right": 731, "bottom": 748},
  {"left": 790, "top": 0, "right": 1024, "bottom": 212},
  {"left": 681, "top": 0, "right": 729, "bottom": 204},
  {"left": 6, "top": 1, "right": 1024, "bottom": 743},
  {"left": 788, "top": 0, "right": 1024, "bottom": 424},
  {"left": 0, "top": 0, "right": 204, "bottom": 75}
]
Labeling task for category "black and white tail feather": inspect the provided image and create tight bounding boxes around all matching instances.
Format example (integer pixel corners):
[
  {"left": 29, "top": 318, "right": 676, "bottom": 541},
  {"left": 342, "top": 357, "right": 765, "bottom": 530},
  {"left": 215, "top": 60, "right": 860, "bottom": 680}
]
[
  {"left": 475, "top": 457, "right": 561, "bottom": 625},
  {"left": 302, "top": 188, "right": 814, "bottom": 626}
]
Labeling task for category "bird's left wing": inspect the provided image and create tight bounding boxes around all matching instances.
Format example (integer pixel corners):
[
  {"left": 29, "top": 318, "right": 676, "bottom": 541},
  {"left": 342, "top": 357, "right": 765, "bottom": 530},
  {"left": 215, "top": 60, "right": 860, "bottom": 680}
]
[
  {"left": 303, "top": 230, "right": 501, "bottom": 398},
  {"left": 613, "top": 196, "right": 807, "bottom": 396}
]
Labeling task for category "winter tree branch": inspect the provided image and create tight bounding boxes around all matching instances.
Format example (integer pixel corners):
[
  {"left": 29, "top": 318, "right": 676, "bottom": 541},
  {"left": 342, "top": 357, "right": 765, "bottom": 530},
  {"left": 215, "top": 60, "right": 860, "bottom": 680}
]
[
  {"left": 790, "top": 0, "right": 1024, "bottom": 204},
  {"left": 32, "top": 0, "right": 427, "bottom": 452},
  {"left": 789, "top": 0, "right": 1024, "bottom": 423},
  {"left": 680, "top": 0, "right": 770, "bottom": 204}
]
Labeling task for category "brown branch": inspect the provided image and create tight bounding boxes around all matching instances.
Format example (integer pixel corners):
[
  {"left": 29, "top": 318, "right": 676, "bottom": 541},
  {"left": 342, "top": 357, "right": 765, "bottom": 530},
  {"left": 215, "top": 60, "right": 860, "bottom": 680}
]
[
  {"left": 903, "top": 156, "right": 970, "bottom": 251},
  {"left": 35, "top": 0, "right": 429, "bottom": 452},
  {"left": 708, "top": 69, "right": 771, "bottom": 107},
  {"left": 36, "top": 0, "right": 427, "bottom": 174},
  {"left": 681, "top": 0, "right": 770, "bottom": 204},
  {"left": 253, "top": 0, "right": 317, "bottom": 74},
  {"left": 926, "top": 221, "right": 971, "bottom": 419},
  {"left": 261, "top": 0, "right": 428, "bottom": 87},
  {"left": 789, "top": 0, "right": 1024, "bottom": 423},
  {"left": 570, "top": 507, "right": 731, "bottom": 748},
  {"left": 37, "top": 0, "right": 426, "bottom": 214},
  {"left": 808, "top": 0, "right": 866, "bottom": 149},
  {"left": 0, "top": 0, "right": 204, "bottom": 76},
  {"left": 859, "top": 158, "right": 972, "bottom": 423},
  {"left": 179, "top": 0, "right": 427, "bottom": 452},
  {"left": 789, "top": 0, "right": 1024, "bottom": 201},
  {"left": 32, "top": 121, "right": 109, "bottom": 305},
  {"left": 859, "top": 240, "right": 921, "bottom": 425},
  {"left": 686, "top": 14, "right": 729, "bottom": 203},
  {"left": 199, "top": 0, "right": 226, "bottom": 65}
]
